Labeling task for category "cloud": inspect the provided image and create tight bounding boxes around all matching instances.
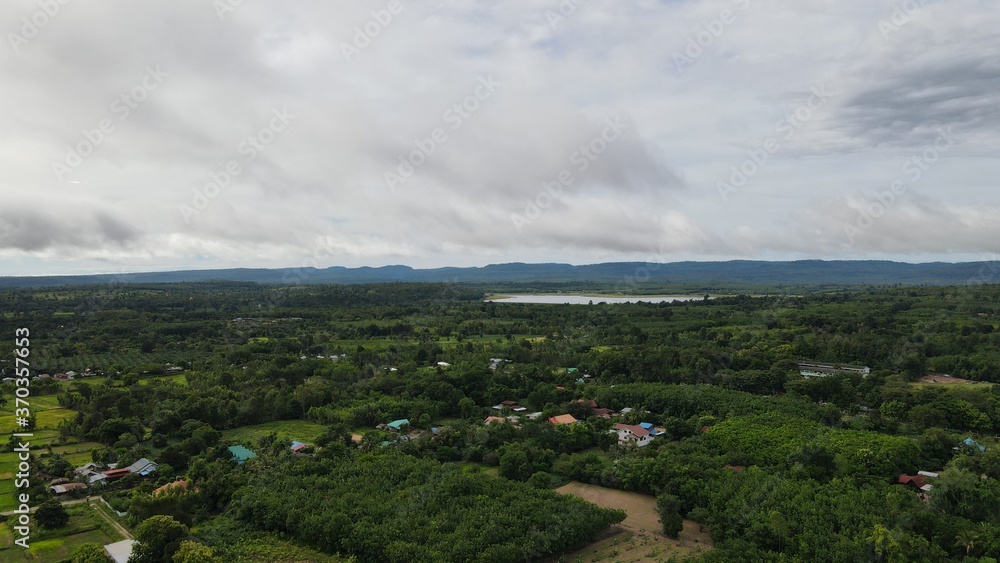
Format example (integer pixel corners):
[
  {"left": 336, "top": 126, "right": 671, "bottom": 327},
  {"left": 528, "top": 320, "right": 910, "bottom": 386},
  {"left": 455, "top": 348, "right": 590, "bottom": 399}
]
[
  {"left": 0, "top": 202, "right": 138, "bottom": 252},
  {"left": 0, "top": 0, "right": 998, "bottom": 274}
]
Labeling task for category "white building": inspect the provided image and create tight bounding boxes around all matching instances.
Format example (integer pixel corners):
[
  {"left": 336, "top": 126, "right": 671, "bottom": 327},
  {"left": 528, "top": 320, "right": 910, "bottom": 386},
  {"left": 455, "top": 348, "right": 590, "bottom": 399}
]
[{"left": 614, "top": 423, "right": 651, "bottom": 447}]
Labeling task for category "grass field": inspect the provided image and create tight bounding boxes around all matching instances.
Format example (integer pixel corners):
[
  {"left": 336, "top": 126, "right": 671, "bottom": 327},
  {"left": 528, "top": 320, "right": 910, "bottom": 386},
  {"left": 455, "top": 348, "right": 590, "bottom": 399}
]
[
  {"left": 0, "top": 390, "right": 93, "bottom": 512},
  {"left": 0, "top": 503, "right": 124, "bottom": 562},
  {"left": 221, "top": 420, "right": 330, "bottom": 445}
]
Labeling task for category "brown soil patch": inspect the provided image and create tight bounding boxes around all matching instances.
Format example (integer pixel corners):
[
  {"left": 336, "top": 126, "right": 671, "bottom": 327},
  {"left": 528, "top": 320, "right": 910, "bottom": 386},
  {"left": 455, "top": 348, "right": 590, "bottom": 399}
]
[
  {"left": 918, "top": 374, "right": 977, "bottom": 384},
  {"left": 554, "top": 482, "right": 712, "bottom": 562}
]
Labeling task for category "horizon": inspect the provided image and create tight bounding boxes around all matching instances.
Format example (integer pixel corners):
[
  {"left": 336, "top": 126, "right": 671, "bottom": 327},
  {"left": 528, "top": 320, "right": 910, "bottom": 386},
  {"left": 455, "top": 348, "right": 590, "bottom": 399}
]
[{"left": 0, "top": 257, "right": 994, "bottom": 281}]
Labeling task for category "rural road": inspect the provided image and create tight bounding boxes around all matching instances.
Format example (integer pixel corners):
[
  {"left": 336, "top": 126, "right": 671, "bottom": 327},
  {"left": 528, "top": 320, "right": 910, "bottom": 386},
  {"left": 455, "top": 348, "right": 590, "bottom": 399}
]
[
  {"left": 1, "top": 496, "right": 133, "bottom": 540},
  {"left": 0, "top": 495, "right": 98, "bottom": 516}
]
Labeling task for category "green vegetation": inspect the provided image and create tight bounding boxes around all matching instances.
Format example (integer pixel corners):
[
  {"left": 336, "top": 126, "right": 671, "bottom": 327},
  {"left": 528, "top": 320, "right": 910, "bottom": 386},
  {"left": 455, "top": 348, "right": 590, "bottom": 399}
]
[
  {"left": 0, "top": 504, "right": 125, "bottom": 562},
  {"left": 0, "top": 281, "right": 998, "bottom": 561}
]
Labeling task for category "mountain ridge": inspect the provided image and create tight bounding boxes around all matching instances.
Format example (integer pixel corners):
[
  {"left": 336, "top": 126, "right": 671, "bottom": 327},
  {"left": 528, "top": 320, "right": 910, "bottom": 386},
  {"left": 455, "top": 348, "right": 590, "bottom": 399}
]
[{"left": 1, "top": 260, "right": 997, "bottom": 288}]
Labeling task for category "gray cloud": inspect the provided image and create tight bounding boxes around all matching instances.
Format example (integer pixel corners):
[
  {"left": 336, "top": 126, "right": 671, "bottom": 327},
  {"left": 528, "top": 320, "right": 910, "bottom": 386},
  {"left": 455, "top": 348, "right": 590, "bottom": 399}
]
[
  {"left": 0, "top": 203, "right": 138, "bottom": 252},
  {"left": 0, "top": 0, "right": 998, "bottom": 273}
]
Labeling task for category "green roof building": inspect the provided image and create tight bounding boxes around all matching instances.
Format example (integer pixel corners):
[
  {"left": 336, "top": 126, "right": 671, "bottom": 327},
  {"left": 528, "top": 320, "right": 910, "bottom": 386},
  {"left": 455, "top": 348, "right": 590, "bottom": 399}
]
[
  {"left": 228, "top": 445, "right": 257, "bottom": 464},
  {"left": 387, "top": 419, "right": 410, "bottom": 431}
]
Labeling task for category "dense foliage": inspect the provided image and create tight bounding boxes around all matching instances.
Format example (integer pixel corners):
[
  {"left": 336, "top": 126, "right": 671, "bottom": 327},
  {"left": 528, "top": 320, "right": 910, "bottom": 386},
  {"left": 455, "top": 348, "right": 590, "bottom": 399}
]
[
  {"left": 231, "top": 451, "right": 624, "bottom": 561},
  {"left": 2, "top": 281, "right": 1000, "bottom": 562}
]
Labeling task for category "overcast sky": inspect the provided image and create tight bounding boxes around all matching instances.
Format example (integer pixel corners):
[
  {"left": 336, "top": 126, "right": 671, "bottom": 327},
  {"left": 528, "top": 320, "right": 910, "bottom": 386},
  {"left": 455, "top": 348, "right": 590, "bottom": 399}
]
[{"left": 2, "top": 0, "right": 999, "bottom": 276}]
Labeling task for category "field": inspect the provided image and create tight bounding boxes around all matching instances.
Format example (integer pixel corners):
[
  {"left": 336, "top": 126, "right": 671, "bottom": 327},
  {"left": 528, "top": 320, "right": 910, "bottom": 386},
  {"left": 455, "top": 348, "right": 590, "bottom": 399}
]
[
  {"left": 916, "top": 374, "right": 993, "bottom": 386},
  {"left": 0, "top": 502, "right": 125, "bottom": 562},
  {"left": 555, "top": 482, "right": 712, "bottom": 562},
  {"left": 0, "top": 392, "right": 90, "bottom": 512},
  {"left": 221, "top": 420, "right": 330, "bottom": 445}
]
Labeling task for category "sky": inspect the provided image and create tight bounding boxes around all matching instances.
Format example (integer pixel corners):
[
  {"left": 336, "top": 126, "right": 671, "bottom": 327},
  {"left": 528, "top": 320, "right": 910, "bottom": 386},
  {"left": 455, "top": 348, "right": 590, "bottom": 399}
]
[{"left": 1, "top": 0, "right": 999, "bottom": 276}]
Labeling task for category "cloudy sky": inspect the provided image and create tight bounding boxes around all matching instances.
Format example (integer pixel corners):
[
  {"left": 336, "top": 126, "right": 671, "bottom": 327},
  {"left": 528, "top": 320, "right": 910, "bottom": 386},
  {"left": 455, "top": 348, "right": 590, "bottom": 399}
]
[{"left": 2, "top": 0, "right": 999, "bottom": 276}]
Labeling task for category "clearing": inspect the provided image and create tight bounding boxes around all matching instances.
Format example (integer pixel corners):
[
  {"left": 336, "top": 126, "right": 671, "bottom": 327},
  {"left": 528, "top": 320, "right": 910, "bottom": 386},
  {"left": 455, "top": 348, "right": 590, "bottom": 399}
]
[
  {"left": 555, "top": 482, "right": 712, "bottom": 562},
  {"left": 221, "top": 419, "right": 330, "bottom": 445},
  {"left": 916, "top": 374, "right": 992, "bottom": 386}
]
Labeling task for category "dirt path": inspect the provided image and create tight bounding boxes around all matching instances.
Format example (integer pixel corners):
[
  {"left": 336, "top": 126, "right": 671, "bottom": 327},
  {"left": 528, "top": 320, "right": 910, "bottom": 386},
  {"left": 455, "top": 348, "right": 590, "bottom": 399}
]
[
  {"left": 90, "top": 500, "right": 133, "bottom": 540},
  {"left": 0, "top": 494, "right": 98, "bottom": 516},
  {"left": 555, "top": 481, "right": 712, "bottom": 562}
]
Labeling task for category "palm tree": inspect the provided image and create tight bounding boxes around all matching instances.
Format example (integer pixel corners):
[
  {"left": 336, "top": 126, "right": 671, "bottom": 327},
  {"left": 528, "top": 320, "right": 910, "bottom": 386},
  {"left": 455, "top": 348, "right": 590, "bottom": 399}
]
[{"left": 955, "top": 529, "right": 979, "bottom": 557}]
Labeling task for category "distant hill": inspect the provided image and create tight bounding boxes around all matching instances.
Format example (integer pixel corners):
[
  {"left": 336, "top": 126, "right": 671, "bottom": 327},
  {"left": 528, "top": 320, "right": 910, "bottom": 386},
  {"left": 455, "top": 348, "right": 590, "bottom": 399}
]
[{"left": 0, "top": 260, "right": 997, "bottom": 288}]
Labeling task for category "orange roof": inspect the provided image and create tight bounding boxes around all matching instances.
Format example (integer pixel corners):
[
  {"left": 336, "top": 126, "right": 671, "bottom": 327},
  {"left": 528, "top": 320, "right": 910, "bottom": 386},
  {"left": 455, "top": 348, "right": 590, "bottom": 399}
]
[
  {"left": 548, "top": 414, "right": 578, "bottom": 425},
  {"left": 484, "top": 416, "right": 506, "bottom": 425},
  {"left": 154, "top": 480, "right": 195, "bottom": 496}
]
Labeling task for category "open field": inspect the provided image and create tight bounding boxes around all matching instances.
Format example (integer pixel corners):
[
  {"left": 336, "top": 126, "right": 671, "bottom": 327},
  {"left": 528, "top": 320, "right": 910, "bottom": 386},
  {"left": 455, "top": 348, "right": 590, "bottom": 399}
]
[
  {"left": 916, "top": 374, "right": 994, "bottom": 386},
  {"left": 0, "top": 393, "right": 92, "bottom": 511},
  {"left": 221, "top": 420, "right": 330, "bottom": 445},
  {"left": 555, "top": 482, "right": 712, "bottom": 562},
  {"left": 0, "top": 502, "right": 124, "bottom": 562}
]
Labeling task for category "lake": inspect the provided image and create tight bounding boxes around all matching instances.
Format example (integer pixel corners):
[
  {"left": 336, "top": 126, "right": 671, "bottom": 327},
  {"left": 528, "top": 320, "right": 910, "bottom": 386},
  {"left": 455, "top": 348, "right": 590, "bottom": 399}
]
[{"left": 485, "top": 294, "right": 705, "bottom": 304}]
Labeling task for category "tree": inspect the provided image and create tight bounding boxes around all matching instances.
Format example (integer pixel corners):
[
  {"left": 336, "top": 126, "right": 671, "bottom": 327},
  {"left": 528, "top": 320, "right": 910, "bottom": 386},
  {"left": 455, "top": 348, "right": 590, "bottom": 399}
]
[
  {"left": 171, "top": 541, "right": 220, "bottom": 563},
  {"left": 656, "top": 493, "right": 683, "bottom": 539},
  {"left": 129, "top": 515, "right": 188, "bottom": 563},
  {"left": 955, "top": 529, "right": 979, "bottom": 557},
  {"left": 36, "top": 498, "right": 69, "bottom": 529},
  {"left": 72, "top": 542, "right": 112, "bottom": 563}
]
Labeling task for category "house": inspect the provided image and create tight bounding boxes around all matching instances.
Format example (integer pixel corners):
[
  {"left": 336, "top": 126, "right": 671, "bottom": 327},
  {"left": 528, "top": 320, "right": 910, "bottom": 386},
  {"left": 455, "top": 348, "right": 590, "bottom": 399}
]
[
  {"left": 437, "top": 361, "right": 451, "bottom": 367},
  {"left": 154, "top": 480, "right": 193, "bottom": 497},
  {"left": 798, "top": 361, "right": 871, "bottom": 378},
  {"left": 228, "top": 445, "right": 258, "bottom": 464},
  {"left": 484, "top": 416, "right": 506, "bottom": 425},
  {"left": 127, "top": 458, "right": 158, "bottom": 476},
  {"left": 614, "top": 423, "right": 651, "bottom": 447},
  {"left": 549, "top": 414, "right": 579, "bottom": 425},
  {"left": 102, "top": 468, "right": 132, "bottom": 482},
  {"left": 639, "top": 422, "right": 666, "bottom": 437},
  {"left": 492, "top": 400, "right": 528, "bottom": 412},
  {"left": 387, "top": 419, "right": 410, "bottom": 432},
  {"left": 526, "top": 412, "right": 543, "bottom": 420},
  {"left": 104, "top": 540, "right": 138, "bottom": 563},
  {"left": 592, "top": 408, "right": 614, "bottom": 419},
  {"left": 290, "top": 441, "right": 309, "bottom": 452},
  {"left": 898, "top": 474, "right": 933, "bottom": 491},
  {"left": 618, "top": 407, "right": 634, "bottom": 415},
  {"left": 87, "top": 473, "right": 108, "bottom": 485},
  {"left": 50, "top": 482, "right": 88, "bottom": 495},
  {"left": 963, "top": 438, "right": 986, "bottom": 452},
  {"left": 74, "top": 462, "right": 103, "bottom": 475}
]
